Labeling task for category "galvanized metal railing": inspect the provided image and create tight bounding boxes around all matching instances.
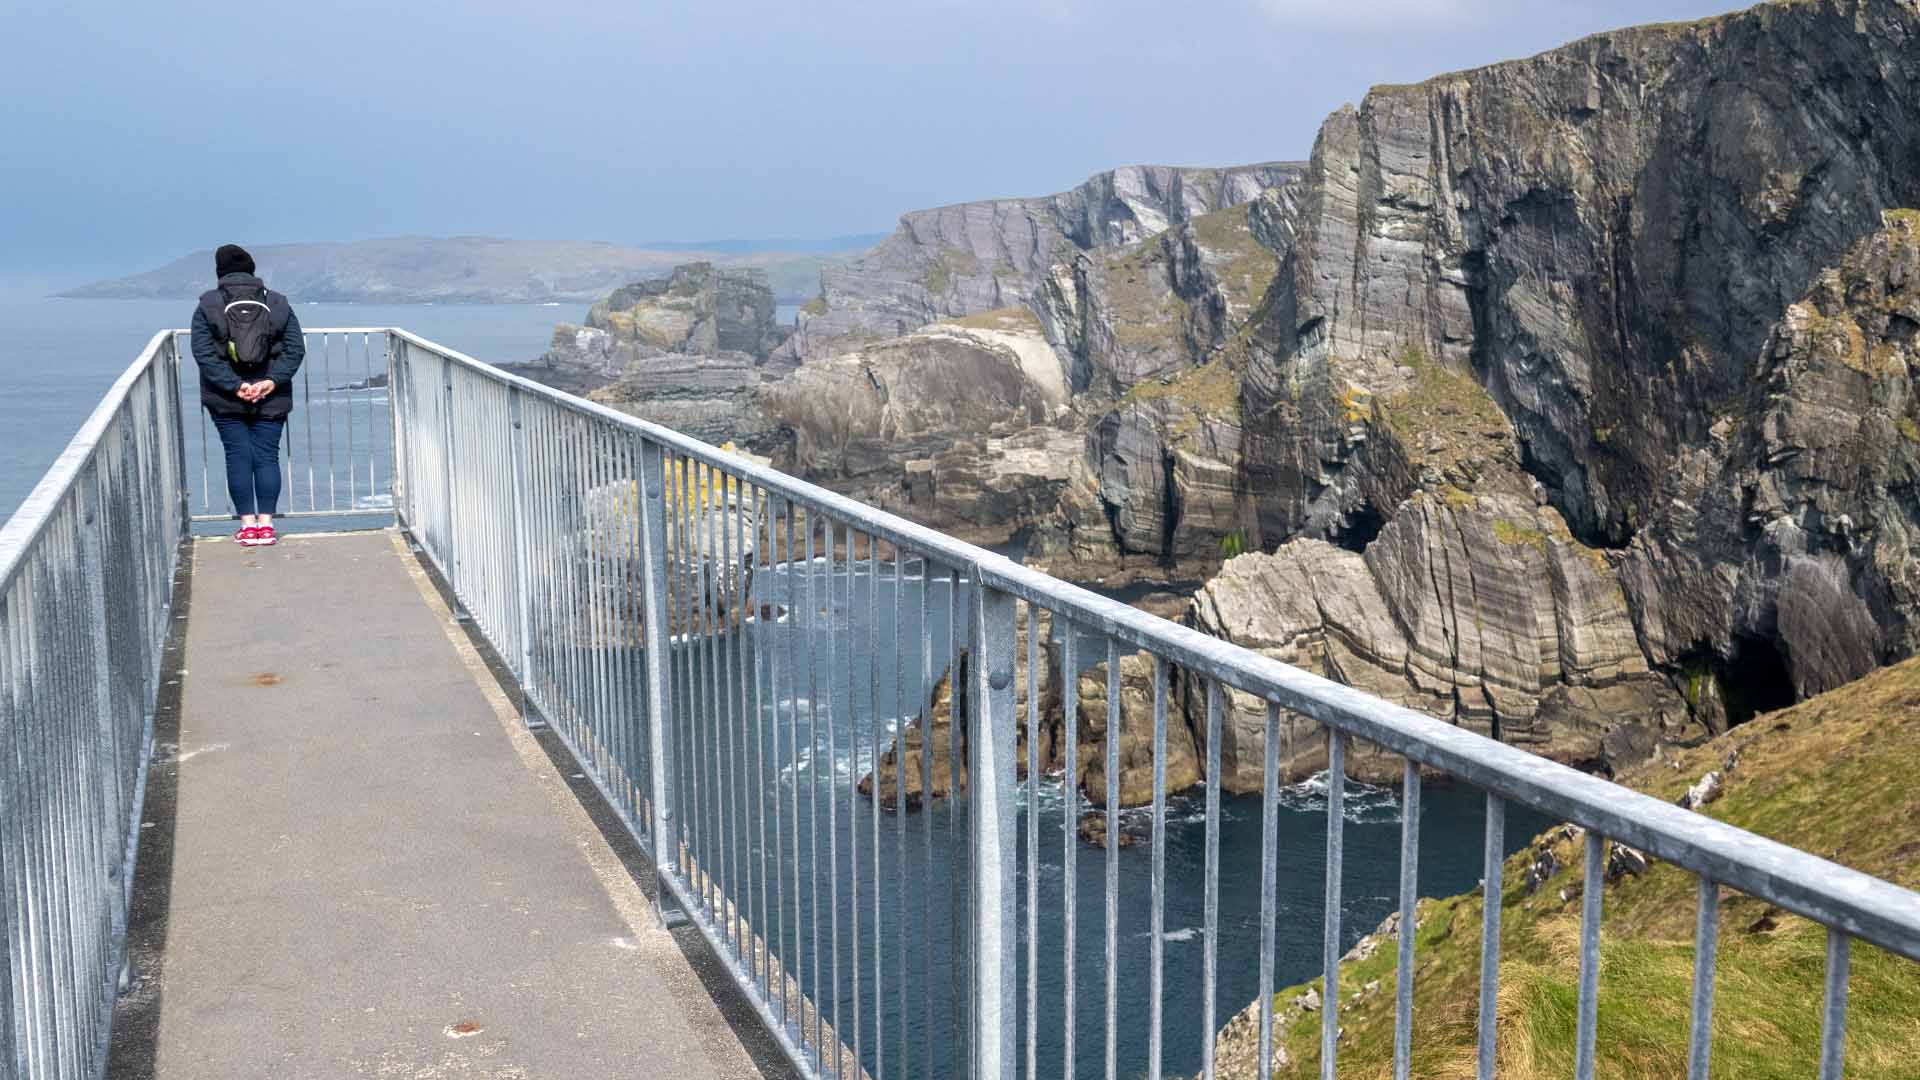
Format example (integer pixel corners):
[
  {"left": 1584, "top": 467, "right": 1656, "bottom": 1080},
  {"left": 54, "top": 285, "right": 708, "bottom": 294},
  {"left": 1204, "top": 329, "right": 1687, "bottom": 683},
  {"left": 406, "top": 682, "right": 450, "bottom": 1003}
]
[
  {"left": 1, "top": 333, "right": 189, "bottom": 1080},
  {"left": 386, "top": 329, "right": 1920, "bottom": 1080},
  {"left": 170, "top": 328, "right": 393, "bottom": 524}
]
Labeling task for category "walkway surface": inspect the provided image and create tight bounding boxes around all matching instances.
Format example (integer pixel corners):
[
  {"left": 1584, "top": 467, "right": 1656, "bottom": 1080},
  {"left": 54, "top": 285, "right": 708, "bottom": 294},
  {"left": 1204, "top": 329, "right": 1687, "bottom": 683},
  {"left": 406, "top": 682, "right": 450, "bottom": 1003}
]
[{"left": 109, "top": 531, "right": 762, "bottom": 1079}]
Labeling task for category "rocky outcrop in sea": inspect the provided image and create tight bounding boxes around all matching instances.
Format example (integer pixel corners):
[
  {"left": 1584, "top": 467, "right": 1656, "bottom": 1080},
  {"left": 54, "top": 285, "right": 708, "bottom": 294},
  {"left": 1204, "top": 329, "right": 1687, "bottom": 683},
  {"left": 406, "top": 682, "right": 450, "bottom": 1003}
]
[{"left": 522, "top": 262, "right": 788, "bottom": 447}]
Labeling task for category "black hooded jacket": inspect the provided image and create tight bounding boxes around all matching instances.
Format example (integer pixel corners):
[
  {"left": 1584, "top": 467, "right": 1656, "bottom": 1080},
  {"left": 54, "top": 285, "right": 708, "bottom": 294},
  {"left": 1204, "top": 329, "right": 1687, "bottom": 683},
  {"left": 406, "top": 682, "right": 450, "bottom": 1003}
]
[{"left": 190, "top": 272, "right": 305, "bottom": 418}]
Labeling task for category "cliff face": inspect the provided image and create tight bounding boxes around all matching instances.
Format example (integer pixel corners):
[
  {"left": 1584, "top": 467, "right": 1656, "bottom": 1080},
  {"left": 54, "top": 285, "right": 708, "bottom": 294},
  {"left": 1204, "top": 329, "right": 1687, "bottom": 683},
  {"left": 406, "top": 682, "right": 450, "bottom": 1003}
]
[
  {"left": 1164, "top": 0, "right": 1920, "bottom": 777},
  {"left": 775, "top": 161, "right": 1305, "bottom": 368},
  {"left": 1032, "top": 193, "right": 1303, "bottom": 571},
  {"left": 530, "top": 263, "right": 786, "bottom": 447},
  {"left": 581, "top": 262, "right": 785, "bottom": 362},
  {"left": 1189, "top": 494, "right": 1686, "bottom": 785},
  {"left": 1240, "top": 0, "right": 1920, "bottom": 551},
  {"left": 1623, "top": 210, "right": 1920, "bottom": 709}
]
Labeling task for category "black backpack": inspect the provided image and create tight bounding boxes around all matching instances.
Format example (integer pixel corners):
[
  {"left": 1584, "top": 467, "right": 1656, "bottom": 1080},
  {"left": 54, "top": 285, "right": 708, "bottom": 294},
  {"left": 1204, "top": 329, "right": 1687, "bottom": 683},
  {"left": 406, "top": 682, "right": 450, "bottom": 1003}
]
[{"left": 219, "top": 282, "right": 274, "bottom": 369}]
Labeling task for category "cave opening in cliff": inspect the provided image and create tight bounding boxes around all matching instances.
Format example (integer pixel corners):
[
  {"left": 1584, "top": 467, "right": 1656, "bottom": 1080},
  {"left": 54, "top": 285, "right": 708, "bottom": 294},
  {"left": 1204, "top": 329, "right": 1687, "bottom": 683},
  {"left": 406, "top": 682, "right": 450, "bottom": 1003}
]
[
  {"left": 1515, "top": 439, "right": 1633, "bottom": 551},
  {"left": 1331, "top": 503, "right": 1386, "bottom": 553},
  {"left": 1723, "top": 634, "right": 1798, "bottom": 728}
]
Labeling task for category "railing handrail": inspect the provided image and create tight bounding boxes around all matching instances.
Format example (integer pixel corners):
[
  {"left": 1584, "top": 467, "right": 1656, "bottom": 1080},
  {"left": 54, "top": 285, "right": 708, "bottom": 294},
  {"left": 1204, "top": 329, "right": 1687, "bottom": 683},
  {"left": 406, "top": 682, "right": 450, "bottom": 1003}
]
[
  {"left": 0, "top": 330, "right": 176, "bottom": 596},
  {"left": 386, "top": 325, "right": 1920, "bottom": 965},
  {"left": 3, "top": 328, "right": 186, "bottom": 1080}
]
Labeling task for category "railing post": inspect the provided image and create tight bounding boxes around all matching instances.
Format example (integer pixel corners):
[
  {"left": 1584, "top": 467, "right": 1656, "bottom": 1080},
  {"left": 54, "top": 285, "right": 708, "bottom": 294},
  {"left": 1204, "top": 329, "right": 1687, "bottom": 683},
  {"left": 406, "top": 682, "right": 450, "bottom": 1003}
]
[
  {"left": 0, "top": 600, "right": 21, "bottom": 1080},
  {"left": 634, "top": 438, "right": 680, "bottom": 923},
  {"left": 76, "top": 462, "right": 129, "bottom": 989},
  {"left": 968, "top": 580, "right": 1017, "bottom": 1080},
  {"left": 505, "top": 386, "right": 539, "bottom": 726},
  {"left": 387, "top": 333, "right": 408, "bottom": 527},
  {"left": 440, "top": 354, "right": 460, "bottom": 595},
  {"left": 168, "top": 336, "right": 191, "bottom": 537}
]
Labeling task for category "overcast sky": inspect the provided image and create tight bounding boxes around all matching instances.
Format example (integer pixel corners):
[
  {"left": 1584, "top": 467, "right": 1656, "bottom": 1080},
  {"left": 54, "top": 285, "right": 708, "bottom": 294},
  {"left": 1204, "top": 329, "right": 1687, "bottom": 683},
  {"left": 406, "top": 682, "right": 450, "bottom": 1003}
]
[{"left": 2, "top": 0, "right": 1750, "bottom": 276}]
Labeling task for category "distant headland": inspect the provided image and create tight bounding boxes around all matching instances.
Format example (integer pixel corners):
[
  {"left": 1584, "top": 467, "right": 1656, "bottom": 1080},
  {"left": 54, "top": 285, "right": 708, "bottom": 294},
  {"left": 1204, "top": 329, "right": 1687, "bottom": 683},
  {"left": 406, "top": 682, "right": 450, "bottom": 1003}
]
[{"left": 55, "top": 234, "right": 883, "bottom": 305}]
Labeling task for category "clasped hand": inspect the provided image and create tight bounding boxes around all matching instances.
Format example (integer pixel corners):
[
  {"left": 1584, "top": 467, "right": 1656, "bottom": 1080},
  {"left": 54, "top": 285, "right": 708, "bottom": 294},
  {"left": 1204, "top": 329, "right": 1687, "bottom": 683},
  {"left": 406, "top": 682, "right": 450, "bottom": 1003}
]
[{"left": 236, "top": 379, "right": 276, "bottom": 403}]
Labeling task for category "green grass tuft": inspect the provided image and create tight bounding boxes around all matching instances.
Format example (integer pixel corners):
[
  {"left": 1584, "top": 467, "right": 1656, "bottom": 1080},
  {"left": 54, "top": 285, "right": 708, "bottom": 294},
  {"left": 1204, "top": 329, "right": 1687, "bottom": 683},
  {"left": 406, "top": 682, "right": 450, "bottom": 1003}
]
[{"left": 1221, "top": 654, "right": 1920, "bottom": 1078}]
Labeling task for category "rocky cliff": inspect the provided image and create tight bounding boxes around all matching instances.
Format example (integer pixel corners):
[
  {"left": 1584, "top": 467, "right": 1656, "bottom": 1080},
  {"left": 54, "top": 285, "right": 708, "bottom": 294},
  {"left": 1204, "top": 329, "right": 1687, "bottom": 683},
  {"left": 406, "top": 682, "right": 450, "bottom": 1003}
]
[
  {"left": 1233, "top": 0, "right": 1920, "bottom": 553},
  {"left": 1160, "top": 0, "right": 1920, "bottom": 777},
  {"left": 1622, "top": 209, "right": 1920, "bottom": 716},
  {"left": 774, "top": 161, "right": 1305, "bottom": 369},
  {"left": 583, "top": 263, "right": 785, "bottom": 361},
  {"left": 525, "top": 263, "right": 787, "bottom": 447}
]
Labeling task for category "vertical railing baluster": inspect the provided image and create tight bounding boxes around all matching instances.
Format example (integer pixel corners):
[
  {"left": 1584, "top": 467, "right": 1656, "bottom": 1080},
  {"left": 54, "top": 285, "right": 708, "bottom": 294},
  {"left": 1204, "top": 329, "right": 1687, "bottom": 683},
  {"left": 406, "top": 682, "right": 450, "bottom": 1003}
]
[
  {"left": 733, "top": 474, "right": 751, "bottom": 964},
  {"left": 949, "top": 564, "right": 969, "bottom": 1073},
  {"left": 346, "top": 332, "right": 359, "bottom": 511},
  {"left": 0, "top": 596, "right": 20, "bottom": 1079},
  {"left": 786, "top": 503, "right": 805, "bottom": 1041},
  {"left": 824, "top": 520, "right": 843, "bottom": 1078},
  {"left": 867, "top": 532, "right": 885, "bottom": 1080},
  {"left": 804, "top": 512, "right": 823, "bottom": 1067},
  {"left": 1478, "top": 793, "right": 1505, "bottom": 1080},
  {"left": 364, "top": 332, "right": 378, "bottom": 502},
  {"left": 1149, "top": 657, "right": 1168, "bottom": 1080},
  {"left": 1576, "top": 834, "right": 1605, "bottom": 1079},
  {"left": 916, "top": 556, "right": 933, "bottom": 1078},
  {"left": 1688, "top": 875, "right": 1717, "bottom": 1080},
  {"left": 1258, "top": 702, "right": 1279, "bottom": 1080},
  {"left": 439, "top": 355, "right": 459, "bottom": 593},
  {"left": 752, "top": 485, "right": 772, "bottom": 997},
  {"left": 844, "top": 529, "right": 863, "bottom": 1079},
  {"left": 1202, "top": 678, "right": 1221, "bottom": 1080},
  {"left": 1322, "top": 730, "right": 1345, "bottom": 1079},
  {"left": 634, "top": 438, "right": 676, "bottom": 918},
  {"left": 718, "top": 465, "right": 740, "bottom": 958},
  {"left": 971, "top": 582, "right": 1017, "bottom": 1080},
  {"left": 1104, "top": 637, "right": 1120, "bottom": 1080},
  {"left": 1395, "top": 760, "right": 1421, "bottom": 1080},
  {"left": 1026, "top": 602, "right": 1041, "bottom": 1080},
  {"left": 770, "top": 495, "right": 790, "bottom": 1025},
  {"left": 585, "top": 424, "right": 613, "bottom": 779},
  {"left": 1061, "top": 621, "right": 1080, "bottom": 1080},
  {"left": 300, "top": 336, "right": 315, "bottom": 512},
  {"left": 711, "top": 466, "right": 730, "bottom": 926},
  {"left": 893, "top": 545, "right": 911, "bottom": 1080},
  {"left": 1819, "top": 930, "right": 1850, "bottom": 1080},
  {"left": 322, "top": 333, "right": 337, "bottom": 513}
]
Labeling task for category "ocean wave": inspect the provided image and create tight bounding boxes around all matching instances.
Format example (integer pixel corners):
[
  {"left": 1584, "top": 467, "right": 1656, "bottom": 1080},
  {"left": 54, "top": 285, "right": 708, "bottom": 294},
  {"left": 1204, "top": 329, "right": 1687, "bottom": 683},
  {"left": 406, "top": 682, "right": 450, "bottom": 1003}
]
[{"left": 1277, "top": 771, "right": 1402, "bottom": 824}]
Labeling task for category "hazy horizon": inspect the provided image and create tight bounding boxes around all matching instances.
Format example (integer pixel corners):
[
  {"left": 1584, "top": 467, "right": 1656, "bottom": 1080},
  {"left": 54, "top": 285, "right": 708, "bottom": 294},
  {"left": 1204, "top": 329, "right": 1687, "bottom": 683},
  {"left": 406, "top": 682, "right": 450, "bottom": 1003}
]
[{"left": 5, "top": 1, "right": 1752, "bottom": 280}]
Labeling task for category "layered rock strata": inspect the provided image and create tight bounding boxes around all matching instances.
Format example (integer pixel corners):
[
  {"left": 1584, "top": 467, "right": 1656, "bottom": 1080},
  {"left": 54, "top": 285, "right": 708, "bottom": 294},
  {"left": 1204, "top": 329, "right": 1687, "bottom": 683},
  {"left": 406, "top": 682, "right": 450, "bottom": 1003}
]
[{"left": 777, "top": 161, "right": 1305, "bottom": 368}]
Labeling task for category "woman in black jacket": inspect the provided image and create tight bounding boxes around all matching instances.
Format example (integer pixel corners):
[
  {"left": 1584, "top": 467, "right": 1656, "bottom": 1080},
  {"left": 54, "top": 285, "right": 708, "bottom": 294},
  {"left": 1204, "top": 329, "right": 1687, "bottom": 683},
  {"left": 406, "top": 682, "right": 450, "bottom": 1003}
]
[{"left": 189, "top": 244, "right": 305, "bottom": 546}]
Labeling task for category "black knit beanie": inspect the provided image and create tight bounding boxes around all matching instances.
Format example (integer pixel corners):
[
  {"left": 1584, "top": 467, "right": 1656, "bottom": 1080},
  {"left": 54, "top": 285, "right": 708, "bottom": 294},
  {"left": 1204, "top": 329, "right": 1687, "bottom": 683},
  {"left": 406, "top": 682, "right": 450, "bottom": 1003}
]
[{"left": 215, "top": 244, "right": 255, "bottom": 278}]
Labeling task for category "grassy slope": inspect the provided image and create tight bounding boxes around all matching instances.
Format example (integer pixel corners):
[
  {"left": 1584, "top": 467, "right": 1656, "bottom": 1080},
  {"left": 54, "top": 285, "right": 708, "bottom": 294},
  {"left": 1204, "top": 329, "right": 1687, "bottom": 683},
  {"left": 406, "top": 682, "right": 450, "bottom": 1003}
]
[{"left": 1243, "top": 655, "right": 1920, "bottom": 1079}]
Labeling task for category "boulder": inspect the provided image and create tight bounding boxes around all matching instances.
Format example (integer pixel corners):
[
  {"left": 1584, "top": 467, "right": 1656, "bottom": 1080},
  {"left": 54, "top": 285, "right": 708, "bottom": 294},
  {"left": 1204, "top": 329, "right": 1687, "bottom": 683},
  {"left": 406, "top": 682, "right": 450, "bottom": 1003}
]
[
  {"left": 1186, "top": 492, "right": 1691, "bottom": 784},
  {"left": 584, "top": 262, "right": 783, "bottom": 362},
  {"left": 1073, "top": 649, "right": 1202, "bottom": 809},
  {"left": 586, "top": 350, "right": 776, "bottom": 448}
]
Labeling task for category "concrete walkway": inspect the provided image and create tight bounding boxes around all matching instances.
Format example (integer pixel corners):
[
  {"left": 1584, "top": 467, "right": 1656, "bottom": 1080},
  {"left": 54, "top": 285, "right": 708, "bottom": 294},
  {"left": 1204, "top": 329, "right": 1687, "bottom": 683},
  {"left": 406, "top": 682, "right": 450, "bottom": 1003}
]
[{"left": 109, "top": 531, "right": 762, "bottom": 1079}]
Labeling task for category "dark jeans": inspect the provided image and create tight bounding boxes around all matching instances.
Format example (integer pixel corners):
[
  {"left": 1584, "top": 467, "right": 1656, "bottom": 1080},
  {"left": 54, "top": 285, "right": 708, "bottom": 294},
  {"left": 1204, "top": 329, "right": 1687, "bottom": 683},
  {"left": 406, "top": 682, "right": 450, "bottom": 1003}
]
[{"left": 209, "top": 415, "right": 286, "bottom": 517}]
